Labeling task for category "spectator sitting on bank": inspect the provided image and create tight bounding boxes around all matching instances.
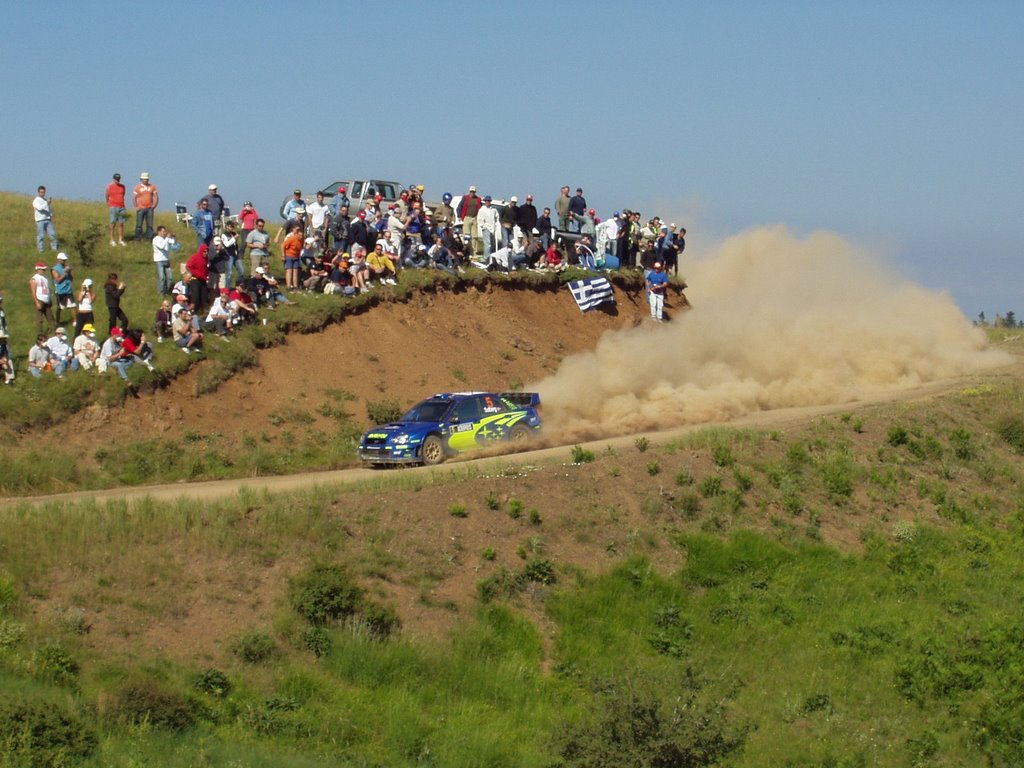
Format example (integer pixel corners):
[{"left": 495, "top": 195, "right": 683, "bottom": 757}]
[
  {"left": 542, "top": 242, "right": 566, "bottom": 272},
  {"left": 172, "top": 308, "right": 203, "bottom": 354},
  {"left": 99, "top": 327, "right": 133, "bottom": 379},
  {"left": 73, "top": 323, "right": 100, "bottom": 371},
  {"left": 404, "top": 244, "right": 430, "bottom": 269},
  {"left": 28, "top": 334, "right": 50, "bottom": 378},
  {"left": 367, "top": 241, "right": 398, "bottom": 285},
  {"left": 246, "top": 267, "right": 292, "bottom": 308},
  {"left": 205, "top": 289, "right": 236, "bottom": 338},
  {"left": 347, "top": 250, "right": 370, "bottom": 294},
  {"left": 44, "top": 327, "right": 74, "bottom": 377},
  {"left": 427, "top": 241, "right": 457, "bottom": 274},
  {"left": 121, "top": 328, "right": 155, "bottom": 371},
  {"left": 575, "top": 236, "right": 598, "bottom": 270},
  {"left": 229, "top": 283, "right": 259, "bottom": 323},
  {"left": 303, "top": 251, "right": 330, "bottom": 292},
  {"left": 327, "top": 254, "right": 357, "bottom": 295},
  {"left": 155, "top": 300, "right": 172, "bottom": 343}
]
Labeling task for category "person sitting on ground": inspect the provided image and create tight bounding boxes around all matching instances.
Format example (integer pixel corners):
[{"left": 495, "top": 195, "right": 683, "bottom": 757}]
[
  {"left": 440, "top": 225, "right": 466, "bottom": 267},
  {"left": 28, "top": 335, "right": 51, "bottom": 378},
  {"left": 403, "top": 243, "right": 430, "bottom": 269},
  {"left": 155, "top": 300, "right": 172, "bottom": 343},
  {"left": 327, "top": 254, "right": 357, "bottom": 295},
  {"left": 246, "top": 266, "right": 292, "bottom": 308},
  {"left": 299, "top": 236, "right": 319, "bottom": 274},
  {"left": 575, "top": 236, "right": 598, "bottom": 270},
  {"left": 99, "top": 327, "right": 133, "bottom": 379},
  {"left": 542, "top": 242, "right": 566, "bottom": 272},
  {"left": 170, "top": 293, "right": 189, "bottom": 321},
  {"left": 427, "top": 241, "right": 457, "bottom": 274},
  {"left": 73, "top": 323, "right": 100, "bottom": 371},
  {"left": 172, "top": 308, "right": 203, "bottom": 354},
  {"left": 121, "top": 328, "right": 155, "bottom": 371},
  {"left": 367, "top": 240, "right": 398, "bottom": 285},
  {"left": 44, "top": 327, "right": 74, "bottom": 377},
  {"left": 347, "top": 250, "right": 370, "bottom": 294},
  {"left": 205, "top": 288, "right": 236, "bottom": 338},
  {"left": 303, "top": 251, "right": 330, "bottom": 292},
  {"left": 229, "top": 282, "right": 258, "bottom": 323}
]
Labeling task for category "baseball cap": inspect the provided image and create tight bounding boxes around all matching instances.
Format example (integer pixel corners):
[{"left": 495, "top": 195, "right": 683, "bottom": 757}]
[
  {"left": 358, "top": 211, "right": 366, "bottom": 219},
  {"left": 111, "top": 327, "right": 124, "bottom": 337},
  {"left": 293, "top": 188, "right": 302, "bottom": 195},
  {"left": 469, "top": 185, "right": 477, "bottom": 192},
  {"left": 416, "top": 185, "right": 425, "bottom": 192},
  {"left": 255, "top": 266, "right": 266, "bottom": 274},
  {"left": 34, "top": 262, "right": 46, "bottom": 270},
  {"left": 82, "top": 323, "right": 95, "bottom": 333},
  {"left": 418, "top": 244, "right": 427, "bottom": 252},
  {"left": 526, "top": 194, "right": 533, "bottom": 201},
  {"left": 83, "top": 278, "right": 93, "bottom": 287},
  {"left": 220, "top": 287, "right": 229, "bottom": 294},
  {"left": 140, "top": 172, "right": 150, "bottom": 180},
  {"left": 244, "top": 200, "right": 252, "bottom": 206},
  {"left": 208, "top": 184, "right": 217, "bottom": 190},
  {"left": 56, "top": 327, "right": 67, "bottom": 335},
  {"left": 212, "top": 236, "right": 222, "bottom": 245},
  {"left": 57, "top": 252, "right": 68, "bottom": 261},
  {"left": 304, "top": 237, "right": 315, "bottom": 245},
  {"left": 510, "top": 196, "right": 518, "bottom": 203}
]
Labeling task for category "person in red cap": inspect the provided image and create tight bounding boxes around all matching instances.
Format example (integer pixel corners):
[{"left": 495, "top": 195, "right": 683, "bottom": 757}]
[
  {"left": 646, "top": 261, "right": 669, "bottom": 322},
  {"left": 29, "top": 262, "right": 55, "bottom": 335}
]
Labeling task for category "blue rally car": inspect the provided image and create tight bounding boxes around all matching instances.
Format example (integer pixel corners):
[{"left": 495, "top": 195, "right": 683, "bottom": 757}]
[{"left": 358, "top": 391, "right": 542, "bottom": 466}]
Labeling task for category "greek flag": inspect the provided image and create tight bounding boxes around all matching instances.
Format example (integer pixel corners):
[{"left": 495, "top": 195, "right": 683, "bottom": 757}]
[{"left": 568, "top": 277, "right": 615, "bottom": 312}]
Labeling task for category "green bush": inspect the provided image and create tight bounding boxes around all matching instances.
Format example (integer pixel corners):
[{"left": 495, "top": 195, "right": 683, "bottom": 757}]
[
  {"left": 361, "top": 601, "right": 401, "bottom": 640},
  {"left": 995, "top": 415, "right": 1024, "bottom": 453},
  {"left": 523, "top": 559, "right": 556, "bottom": 585},
  {"left": 193, "top": 668, "right": 232, "bottom": 698},
  {"left": 231, "top": 631, "right": 276, "bottom": 663},
  {"left": 366, "top": 400, "right": 403, "bottom": 425},
  {"left": 571, "top": 445, "right": 595, "bottom": 464},
  {"left": 449, "top": 503, "right": 468, "bottom": 518},
  {"left": 33, "top": 645, "right": 78, "bottom": 686},
  {"left": 0, "top": 571, "right": 15, "bottom": 613},
  {"left": 109, "top": 678, "right": 195, "bottom": 731},
  {"left": 0, "top": 697, "right": 98, "bottom": 766},
  {"left": 289, "top": 564, "right": 364, "bottom": 625},
  {"left": 301, "top": 627, "right": 333, "bottom": 658},
  {"left": 635, "top": 436, "right": 650, "bottom": 453}
]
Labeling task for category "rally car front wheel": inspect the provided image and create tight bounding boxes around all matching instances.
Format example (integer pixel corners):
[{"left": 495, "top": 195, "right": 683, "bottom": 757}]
[{"left": 421, "top": 435, "right": 446, "bottom": 466}]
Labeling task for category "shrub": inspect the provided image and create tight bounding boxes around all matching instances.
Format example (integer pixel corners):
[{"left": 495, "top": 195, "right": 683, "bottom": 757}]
[
  {"left": 635, "top": 436, "right": 650, "bottom": 453},
  {"left": 481, "top": 548, "right": 497, "bottom": 561},
  {"left": 301, "top": 627, "right": 333, "bottom": 658},
  {"left": 995, "top": 415, "right": 1024, "bottom": 453},
  {"left": 231, "top": 631, "right": 276, "bottom": 663},
  {"left": 887, "top": 425, "right": 909, "bottom": 447},
  {"left": 110, "top": 679, "right": 195, "bottom": 731},
  {"left": 33, "top": 645, "right": 78, "bottom": 685},
  {"left": 193, "top": 668, "right": 232, "bottom": 697},
  {"left": 523, "top": 559, "right": 556, "bottom": 585},
  {"left": 647, "top": 461, "right": 660, "bottom": 476},
  {"left": 289, "top": 564, "right": 363, "bottom": 625},
  {"left": 449, "top": 503, "right": 468, "bottom": 518},
  {"left": 508, "top": 498, "right": 523, "bottom": 519},
  {"left": 0, "top": 697, "right": 98, "bottom": 766},
  {"left": 699, "top": 476, "right": 723, "bottom": 498},
  {"left": 675, "top": 466, "right": 695, "bottom": 486},
  {"left": 528, "top": 508, "right": 542, "bottom": 525},
  {"left": 485, "top": 491, "right": 500, "bottom": 510},
  {"left": 950, "top": 428, "right": 974, "bottom": 460},
  {"left": 570, "top": 445, "right": 595, "bottom": 464},
  {"left": 360, "top": 601, "right": 401, "bottom": 640},
  {"left": 712, "top": 444, "right": 735, "bottom": 467},
  {"left": 366, "top": 400, "right": 402, "bottom": 425}
]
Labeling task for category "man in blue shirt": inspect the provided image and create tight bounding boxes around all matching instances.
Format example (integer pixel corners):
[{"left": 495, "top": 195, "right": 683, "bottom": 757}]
[
  {"left": 646, "top": 261, "right": 669, "bottom": 322},
  {"left": 192, "top": 198, "right": 216, "bottom": 249}
]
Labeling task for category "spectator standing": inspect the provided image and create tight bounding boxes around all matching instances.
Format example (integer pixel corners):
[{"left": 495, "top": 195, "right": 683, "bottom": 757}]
[
  {"left": 329, "top": 205, "right": 351, "bottom": 255},
  {"left": 106, "top": 173, "right": 127, "bottom": 246},
  {"left": 202, "top": 184, "right": 226, "bottom": 226},
  {"left": 152, "top": 225, "right": 180, "bottom": 295},
  {"left": 33, "top": 185, "right": 58, "bottom": 252},
  {"left": 307, "top": 191, "right": 330, "bottom": 241},
  {"left": 517, "top": 195, "right": 538, "bottom": 245},
  {"left": 537, "top": 207, "right": 553, "bottom": 249},
  {"left": 74, "top": 278, "right": 96, "bottom": 339},
  {"left": 0, "top": 295, "right": 14, "bottom": 385},
  {"left": 191, "top": 198, "right": 216, "bottom": 249},
  {"left": 646, "top": 261, "right": 669, "bottom": 321},
  {"left": 29, "top": 262, "right": 55, "bottom": 335},
  {"left": 555, "top": 186, "right": 571, "bottom": 231},
  {"left": 51, "top": 253, "right": 76, "bottom": 327},
  {"left": 457, "top": 185, "right": 482, "bottom": 256},
  {"left": 477, "top": 196, "right": 500, "bottom": 261},
  {"left": 432, "top": 193, "right": 455, "bottom": 235},
  {"left": 281, "top": 222, "right": 304, "bottom": 290},
  {"left": 238, "top": 201, "right": 260, "bottom": 258},
  {"left": 500, "top": 197, "right": 518, "bottom": 249},
  {"left": 185, "top": 245, "right": 211, "bottom": 314},
  {"left": 568, "top": 188, "right": 587, "bottom": 232},
  {"left": 245, "top": 218, "right": 271, "bottom": 275},
  {"left": 133, "top": 172, "right": 159, "bottom": 241},
  {"left": 104, "top": 273, "right": 129, "bottom": 333},
  {"left": 282, "top": 189, "right": 305, "bottom": 223},
  {"left": 221, "top": 221, "right": 245, "bottom": 287},
  {"left": 669, "top": 227, "right": 685, "bottom": 276},
  {"left": 328, "top": 186, "right": 349, "bottom": 219}
]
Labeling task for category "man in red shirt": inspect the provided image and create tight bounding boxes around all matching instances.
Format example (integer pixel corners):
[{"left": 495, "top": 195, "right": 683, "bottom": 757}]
[{"left": 105, "top": 173, "right": 127, "bottom": 247}]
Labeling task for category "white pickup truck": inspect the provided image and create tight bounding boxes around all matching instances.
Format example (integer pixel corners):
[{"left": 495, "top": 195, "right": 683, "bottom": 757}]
[{"left": 278, "top": 179, "right": 407, "bottom": 219}]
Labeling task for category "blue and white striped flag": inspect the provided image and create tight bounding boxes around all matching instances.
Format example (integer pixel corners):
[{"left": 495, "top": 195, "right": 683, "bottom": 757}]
[{"left": 568, "top": 277, "right": 615, "bottom": 312}]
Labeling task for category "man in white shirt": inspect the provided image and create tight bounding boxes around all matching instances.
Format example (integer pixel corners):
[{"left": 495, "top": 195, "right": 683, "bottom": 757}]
[
  {"left": 33, "top": 185, "right": 58, "bottom": 252},
  {"left": 307, "top": 191, "right": 330, "bottom": 240},
  {"left": 152, "top": 225, "right": 180, "bottom": 295}
]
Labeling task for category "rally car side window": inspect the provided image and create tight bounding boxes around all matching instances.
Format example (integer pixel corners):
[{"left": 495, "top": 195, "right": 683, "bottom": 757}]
[{"left": 453, "top": 397, "right": 483, "bottom": 424}]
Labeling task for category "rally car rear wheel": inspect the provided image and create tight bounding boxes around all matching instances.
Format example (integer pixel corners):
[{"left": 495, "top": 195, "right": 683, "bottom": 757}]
[
  {"left": 509, "top": 425, "right": 532, "bottom": 443},
  {"left": 421, "top": 435, "right": 446, "bottom": 465}
]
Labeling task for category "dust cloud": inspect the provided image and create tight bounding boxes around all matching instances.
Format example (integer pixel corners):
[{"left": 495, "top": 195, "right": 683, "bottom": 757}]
[{"left": 532, "top": 225, "right": 1011, "bottom": 439}]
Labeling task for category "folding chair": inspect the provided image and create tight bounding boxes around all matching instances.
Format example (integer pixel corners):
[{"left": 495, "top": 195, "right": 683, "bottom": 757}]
[{"left": 174, "top": 203, "right": 192, "bottom": 224}]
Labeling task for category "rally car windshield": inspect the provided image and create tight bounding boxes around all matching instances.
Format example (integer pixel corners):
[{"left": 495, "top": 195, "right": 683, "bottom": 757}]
[{"left": 402, "top": 400, "right": 452, "bottom": 423}]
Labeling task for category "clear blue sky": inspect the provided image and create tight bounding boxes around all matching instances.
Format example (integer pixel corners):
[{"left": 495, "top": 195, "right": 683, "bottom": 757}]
[{"left": 2, "top": 0, "right": 1020, "bottom": 318}]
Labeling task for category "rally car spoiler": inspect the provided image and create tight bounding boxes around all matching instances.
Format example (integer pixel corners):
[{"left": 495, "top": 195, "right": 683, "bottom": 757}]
[{"left": 500, "top": 392, "right": 541, "bottom": 408}]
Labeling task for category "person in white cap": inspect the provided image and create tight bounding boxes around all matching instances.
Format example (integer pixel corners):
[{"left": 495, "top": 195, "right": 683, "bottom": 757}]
[
  {"left": 457, "top": 185, "right": 482, "bottom": 257},
  {"left": 74, "top": 278, "right": 96, "bottom": 339},
  {"left": 44, "top": 327, "right": 74, "bottom": 377},
  {"left": 133, "top": 172, "right": 159, "bottom": 241},
  {"left": 201, "top": 184, "right": 225, "bottom": 224},
  {"left": 51, "top": 253, "right": 76, "bottom": 327}
]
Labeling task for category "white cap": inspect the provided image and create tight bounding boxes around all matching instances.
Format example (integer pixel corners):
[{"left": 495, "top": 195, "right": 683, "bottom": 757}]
[
  {"left": 140, "top": 172, "right": 150, "bottom": 180},
  {"left": 57, "top": 252, "right": 68, "bottom": 260},
  {"left": 255, "top": 266, "right": 266, "bottom": 274},
  {"left": 208, "top": 183, "right": 217, "bottom": 190},
  {"left": 83, "top": 278, "right": 93, "bottom": 286},
  {"left": 469, "top": 185, "right": 477, "bottom": 192},
  {"left": 510, "top": 196, "right": 518, "bottom": 203}
]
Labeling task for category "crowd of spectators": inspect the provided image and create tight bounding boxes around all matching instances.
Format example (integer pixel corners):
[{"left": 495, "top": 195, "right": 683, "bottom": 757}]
[{"left": 6, "top": 178, "right": 687, "bottom": 385}]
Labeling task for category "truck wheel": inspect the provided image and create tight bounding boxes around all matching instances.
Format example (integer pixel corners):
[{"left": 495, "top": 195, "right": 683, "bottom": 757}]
[
  {"left": 421, "top": 435, "right": 445, "bottom": 465},
  {"left": 509, "top": 425, "right": 532, "bottom": 443}
]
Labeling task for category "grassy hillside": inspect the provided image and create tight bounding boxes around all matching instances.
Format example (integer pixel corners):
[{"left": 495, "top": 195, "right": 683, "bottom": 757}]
[{"left": 1, "top": 371, "right": 1023, "bottom": 766}]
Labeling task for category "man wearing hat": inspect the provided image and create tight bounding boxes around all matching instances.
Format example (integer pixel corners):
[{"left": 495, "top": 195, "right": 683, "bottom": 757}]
[
  {"left": 106, "top": 173, "right": 127, "bottom": 246},
  {"left": 133, "top": 172, "right": 159, "bottom": 241},
  {"left": 282, "top": 189, "right": 305, "bottom": 223},
  {"left": 646, "top": 261, "right": 669, "bottom": 322},
  {"left": 201, "top": 184, "right": 226, "bottom": 223},
  {"left": 457, "top": 185, "right": 482, "bottom": 257},
  {"left": 73, "top": 323, "right": 100, "bottom": 370},
  {"left": 29, "top": 262, "right": 54, "bottom": 335},
  {"left": 51, "top": 253, "right": 75, "bottom": 327},
  {"left": 44, "top": 327, "right": 74, "bottom": 377},
  {"left": 477, "top": 195, "right": 500, "bottom": 261}
]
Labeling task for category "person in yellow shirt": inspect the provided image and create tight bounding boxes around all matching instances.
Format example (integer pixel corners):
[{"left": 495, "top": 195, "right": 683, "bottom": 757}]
[{"left": 366, "top": 241, "right": 397, "bottom": 285}]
